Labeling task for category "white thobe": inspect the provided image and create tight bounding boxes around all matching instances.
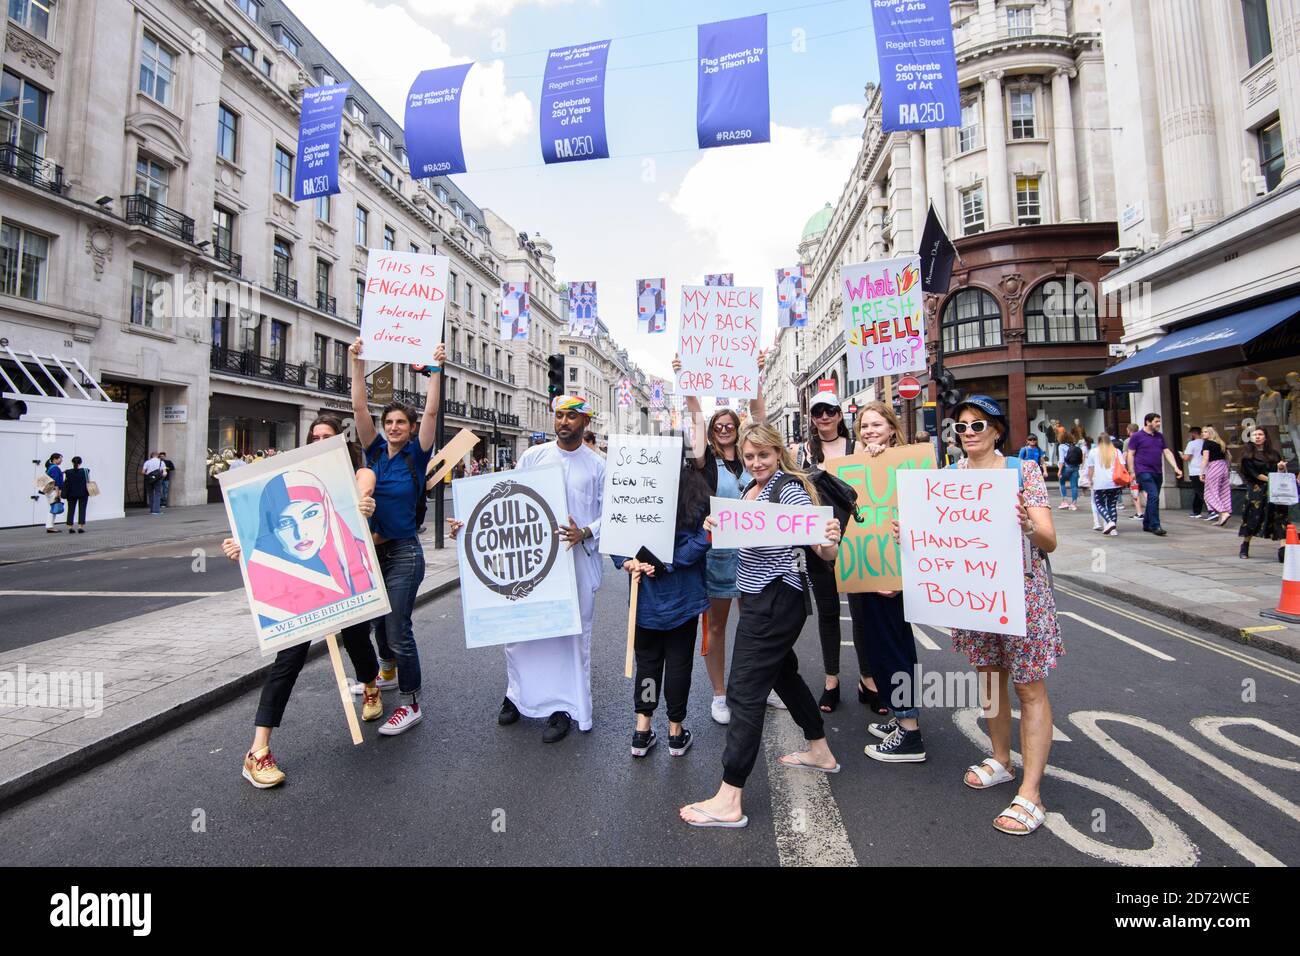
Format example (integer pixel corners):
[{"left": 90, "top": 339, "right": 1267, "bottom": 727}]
[{"left": 504, "top": 441, "right": 604, "bottom": 730}]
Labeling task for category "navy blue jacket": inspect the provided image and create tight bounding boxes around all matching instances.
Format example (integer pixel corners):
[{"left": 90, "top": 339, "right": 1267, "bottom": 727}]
[{"left": 612, "top": 525, "right": 711, "bottom": 630}]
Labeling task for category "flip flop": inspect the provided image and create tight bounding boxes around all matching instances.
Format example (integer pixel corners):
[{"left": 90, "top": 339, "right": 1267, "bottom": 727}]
[
  {"left": 682, "top": 805, "right": 749, "bottom": 829},
  {"left": 779, "top": 754, "right": 841, "bottom": 774}
]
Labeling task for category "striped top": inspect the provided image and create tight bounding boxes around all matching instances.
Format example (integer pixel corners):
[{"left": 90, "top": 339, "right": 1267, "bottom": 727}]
[{"left": 737, "top": 470, "right": 813, "bottom": 594}]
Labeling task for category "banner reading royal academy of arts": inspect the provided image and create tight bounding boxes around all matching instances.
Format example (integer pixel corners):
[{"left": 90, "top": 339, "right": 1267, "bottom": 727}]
[
  {"left": 870, "top": 0, "right": 961, "bottom": 133},
  {"left": 453, "top": 464, "right": 582, "bottom": 649},
  {"left": 294, "top": 84, "right": 349, "bottom": 202},
  {"left": 219, "top": 435, "right": 390, "bottom": 656},
  {"left": 541, "top": 40, "right": 612, "bottom": 164}
]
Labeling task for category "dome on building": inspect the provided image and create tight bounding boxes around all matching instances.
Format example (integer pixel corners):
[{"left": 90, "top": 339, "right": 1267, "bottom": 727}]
[{"left": 801, "top": 203, "right": 833, "bottom": 240}]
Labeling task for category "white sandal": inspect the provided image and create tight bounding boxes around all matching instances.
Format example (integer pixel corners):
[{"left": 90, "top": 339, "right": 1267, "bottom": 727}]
[
  {"left": 993, "top": 795, "right": 1046, "bottom": 835},
  {"left": 963, "top": 757, "right": 1015, "bottom": 790}
]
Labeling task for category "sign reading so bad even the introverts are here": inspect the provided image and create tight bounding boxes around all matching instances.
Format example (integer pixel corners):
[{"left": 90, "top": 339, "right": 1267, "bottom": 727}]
[
  {"left": 709, "top": 496, "right": 832, "bottom": 549},
  {"left": 676, "top": 285, "right": 762, "bottom": 399},
  {"left": 842, "top": 255, "right": 925, "bottom": 380},
  {"left": 358, "top": 250, "right": 450, "bottom": 365},
  {"left": 896, "top": 469, "right": 1027, "bottom": 637},
  {"left": 599, "top": 434, "right": 681, "bottom": 562}
]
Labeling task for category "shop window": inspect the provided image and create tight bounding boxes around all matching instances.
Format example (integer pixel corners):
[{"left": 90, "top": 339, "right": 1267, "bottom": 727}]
[
  {"left": 942, "top": 288, "right": 1002, "bottom": 353},
  {"left": 1177, "top": 358, "right": 1300, "bottom": 463},
  {"left": 1025, "top": 277, "right": 1098, "bottom": 343}
]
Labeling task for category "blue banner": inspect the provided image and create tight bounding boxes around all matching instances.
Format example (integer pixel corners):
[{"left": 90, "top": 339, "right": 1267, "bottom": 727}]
[
  {"left": 697, "top": 14, "right": 770, "bottom": 149},
  {"left": 871, "top": 0, "right": 961, "bottom": 132},
  {"left": 405, "top": 63, "right": 474, "bottom": 177},
  {"left": 293, "top": 84, "right": 349, "bottom": 202},
  {"left": 540, "top": 40, "right": 611, "bottom": 164}
]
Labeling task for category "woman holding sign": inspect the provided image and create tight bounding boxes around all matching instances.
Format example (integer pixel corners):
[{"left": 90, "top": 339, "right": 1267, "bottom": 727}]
[
  {"left": 897, "top": 396, "right": 1061, "bottom": 835},
  {"left": 680, "top": 424, "right": 841, "bottom": 829}
]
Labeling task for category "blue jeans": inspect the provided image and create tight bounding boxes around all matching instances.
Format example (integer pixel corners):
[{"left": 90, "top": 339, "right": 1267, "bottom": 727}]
[
  {"left": 147, "top": 479, "right": 163, "bottom": 514},
  {"left": 1059, "top": 465, "right": 1079, "bottom": 502},
  {"left": 376, "top": 537, "right": 425, "bottom": 698},
  {"left": 160, "top": 478, "right": 170, "bottom": 507},
  {"left": 1137, "top": 471, "right": 1163, "bottom": 530}
]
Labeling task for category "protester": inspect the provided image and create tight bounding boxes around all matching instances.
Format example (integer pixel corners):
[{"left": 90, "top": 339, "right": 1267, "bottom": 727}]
[
  {"left": 583, "top": 430, "right": 605, "bottom": 457},
  {"left": 160, "top": 453, "right": 176, "bottom": 508},
  {"left": 896, "top": 396, "right": 1061, "bottom": 835},
  {"left": 1125, "top": 413, "right": 1182, "bottom": 536},
  {"left": 61, "top": 456, "right": 91, "bottom": 532},
  {"left": 676, "top": 352, "right": 768, "bottom": 726},
  {"left": 1085, "top": 434, "right": 1123, "bottom": 535},
  {"left": 946, "top": 435, "right": 962, "bottom": 466},
  {"left": 1017, "top": 435, "right": 1042, "bottom": 465},
  {"left": 614, "top": 448, "right": 712, "bottom": 758},
  {"left": 142, "top": 452, "right": 167, "bottom": 515},
  {"left": 852, "top": 403, "right": 926, "bottom": 762},
  {"left": 1237, "top": 427, "right": 1289, "bottom": 561},
  {"left": 348, "top": 337, "right": 446, "bottom": 735},
  {"left": 42, "top": 453, "right": 64, "bottom": 532},
  {"left": 1057, "top": 437, "right": 1083, "bottom": 510},
  {"left": 1181, "top": 427, "right": 1204, "bottom": 518},
  {"left": 1200, "top": 426, "right": 1233, "bottom": 526},
  {"left": 679, "top": 424, "right": 841, "bottom": 827}
]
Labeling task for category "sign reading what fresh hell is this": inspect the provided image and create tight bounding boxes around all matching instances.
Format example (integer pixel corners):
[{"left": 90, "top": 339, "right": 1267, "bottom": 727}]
[{"left": 842, "top": 254, "right": 925, "bottom": 380}]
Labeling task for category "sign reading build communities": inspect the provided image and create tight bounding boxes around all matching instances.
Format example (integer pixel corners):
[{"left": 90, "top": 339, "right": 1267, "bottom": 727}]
[
  {"left": 358, "top": 250, "right": 449, "bottom": 365},
  {"left": 453, "top": 464, "right": 581, "bottom": 649},
  {"left": 599, "top": 434, "right": 681, "bottom": 562}
]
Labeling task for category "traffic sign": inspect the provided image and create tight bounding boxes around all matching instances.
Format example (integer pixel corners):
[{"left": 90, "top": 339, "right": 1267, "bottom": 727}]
[
  {"left": 848, "top": 403, "right": 859, "bottom": 415},
  {"left": 897, "top": 376, "right": 922, "bottom": 400}
]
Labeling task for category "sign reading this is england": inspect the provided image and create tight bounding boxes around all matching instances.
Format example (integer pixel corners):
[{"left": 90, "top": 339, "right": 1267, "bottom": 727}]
[
  {"left": 358, "top": 250, "right": 449, "bottom": 365},
  {"left": 842, "top": 255, "right": 925, "bottom": 379},
  {"left": 676, "top": 285, "right": 762, "bottom": 399}
]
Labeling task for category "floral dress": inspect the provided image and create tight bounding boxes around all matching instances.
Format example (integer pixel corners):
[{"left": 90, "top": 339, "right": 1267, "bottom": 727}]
[{"left": 949, "top": 457, "right": 1063, "bottom": 684}]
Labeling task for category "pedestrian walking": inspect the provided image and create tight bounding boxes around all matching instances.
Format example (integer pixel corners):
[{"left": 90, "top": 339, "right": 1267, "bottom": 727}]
[
  {"left": 42, "top": 453, "right": 64, "bottom": 532},
  {"left": 896, "top": 396, "right": 1062, "bottom": 836},
  {"left": 1182, "top": 427, "right": 1205, "bottom": 518},
  {"left": 1017, "top": 435, "right": 1042, "bottom": 465},
  {"left": 1085, "top": 434, "right": 1124, "bottom": 535},
  {"left": 1200, "top": 426, "right": 1233, "bottom": 526},
  {"left": 61, "top": 456, "right": 91, "bottom": 532},
  {"left": 680, "top": 424, "right": 842, "bottom": 828},
  {"left": 1125, "top": 413, "right": 1183, "bottom": 536},
  {"left": 160, "top": 453, "right": 176, "bottom": 508},
  {"left": 613, "top": 449, "right": 712, "bottom": 759},
  {"left": 142, "top": 452, "right": 167, "bottom": 514},
  {"left": 1123, "top": 423, "right": 1144, "bottom": 520},
  {"left": 1237, "top": 427, "right": 1289, "bottom": 561},
  {"left": 1057, "top": 438, "right": 1083, "bottom": 510}
]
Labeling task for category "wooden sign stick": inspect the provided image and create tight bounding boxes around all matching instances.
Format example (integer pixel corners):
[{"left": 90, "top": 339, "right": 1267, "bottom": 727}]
[
  {"left": 624, "top": 573, "right": 640, "bottom": 679},
  {"left": 326, "top": 633, "right": 364, "bottom": 745},
  {"left": 699, "top": 609, "right": 710, "bottom": 657}
]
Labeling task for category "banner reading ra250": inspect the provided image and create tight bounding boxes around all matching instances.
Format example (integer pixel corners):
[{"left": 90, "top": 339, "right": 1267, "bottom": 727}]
[{"left": 825, "top": 443, "right": 936, "bottom": 593}]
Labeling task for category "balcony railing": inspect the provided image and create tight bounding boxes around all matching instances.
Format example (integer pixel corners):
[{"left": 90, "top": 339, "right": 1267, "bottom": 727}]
[
  {"left": 0, "top": 144, "right": 64, "bottom": 193},
  {"left": 445, "top": 399, "right": 468, "bottom": 417},
  {"left": 498, "top": 412, "right": 520, "bottom": 427},
  {"left": 210, "top": 345, "right": 323, "bottom": 390},
  {"left": 122, "top": 194, "right": 195, "bottom": 243},
  {"left": 212, "top": 246, "right": 242, "bottom": 277},
  {"left": 316, "top": 291, "right": 337, "bottom": 315},
  {"left": 470, "top": 407, "right": 496, "bottom": 423},
  {"left": 273, "top": 273, "right": 298, "bottom": 299},
  {"left": 467, "top": 357, "right": 478, "bottom": 370}
]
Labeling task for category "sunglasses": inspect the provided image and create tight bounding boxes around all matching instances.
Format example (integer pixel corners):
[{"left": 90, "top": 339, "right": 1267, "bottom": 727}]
[
  {"left": 713, "top": 422, "right": 736, "bottom": 433},
  {"left": 811, "top": 406, "right": 841, "bottom": 418},
  {"left": 953, "top": 421, "right": 992, "bottom": 434}
]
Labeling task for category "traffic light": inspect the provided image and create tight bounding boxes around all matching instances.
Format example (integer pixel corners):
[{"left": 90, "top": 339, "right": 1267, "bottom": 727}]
[
  {"left": 933, "top": 366, "right": 963, "bottom": 408},
  {"left": 546, "top": 354, "right": 565, "bottom": 399},
  {"left": 792, "top": 411, "right": 802, "bottom": 442},
  {"left": 1, "top": 397, "right": 27, "bottom": 420}
]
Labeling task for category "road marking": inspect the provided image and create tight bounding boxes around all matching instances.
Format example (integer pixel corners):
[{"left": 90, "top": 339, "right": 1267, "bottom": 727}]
[
  {"left": 0, "top": 590, "right": 228, "bottom": 598},
  {"left": 911, "top": 624, "right": 941, "bottom": 651},
  {"left": 1242, "top": 625, "right": 1287, "bottom": 633},
  {"left": 1056, "top": 583, "right": 1300, "bottom": 685},
  {"left": 1189, "top": 717, "right": 1300, "bottom": 772},
  {"left": 762, "top": 709, "right": 858, "bottom": 867},
  {"left": 1059, "top": 611, "right": 1176, "bottom": 661}
]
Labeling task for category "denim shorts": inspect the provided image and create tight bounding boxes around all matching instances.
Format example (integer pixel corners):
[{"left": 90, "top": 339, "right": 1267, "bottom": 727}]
[{"left": 706, "top": 548, "right": 741, "bottom": 599}]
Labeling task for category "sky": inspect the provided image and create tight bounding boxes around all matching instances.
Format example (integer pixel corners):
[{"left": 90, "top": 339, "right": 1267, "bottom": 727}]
[{"left": 289, "top": 0, "right": 881, "bottom": 380}]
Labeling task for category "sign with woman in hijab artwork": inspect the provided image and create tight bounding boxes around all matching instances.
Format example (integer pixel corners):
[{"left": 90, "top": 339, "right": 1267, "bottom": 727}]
[{"left": 219, "top": 435, "right": 390, "bottom": 655}]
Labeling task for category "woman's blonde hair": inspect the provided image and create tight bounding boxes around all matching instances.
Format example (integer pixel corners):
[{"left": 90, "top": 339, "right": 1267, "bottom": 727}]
[
  {"left": 706, "top": 407, "right": 743, "bottom": 462},
  {"left": 738, "top": 422, "right": 820, "bottom": 504},
  {"left": 854, "top": 401, "right": 905, "bottom": 448},
  {"left": 1095, "top": 432, "right": 1117, "bottom": 469},
  {"left": 1201, "top": 426, "right": 1230, "bottom": 464}
]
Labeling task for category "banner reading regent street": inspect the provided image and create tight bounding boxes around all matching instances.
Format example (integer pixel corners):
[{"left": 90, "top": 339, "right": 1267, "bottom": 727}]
[
  {"left": 697, "top": 14, "right": 770, "bottom": 149},
  {"left": 541, "top": 40, "right": 612, "bottom": 164},
  {"left": 293, "top": 84, "right": 349, "bottom": 202},
  {"left": 405, "top": 63, "right": 474, "bottom": 177},
  {"left": 871, "top": 0, "right": 961, "bottom": 132}
]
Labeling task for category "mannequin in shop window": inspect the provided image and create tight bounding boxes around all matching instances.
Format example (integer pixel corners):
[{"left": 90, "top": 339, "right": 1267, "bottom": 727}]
[
  {"left": 1284, "top": 372, "right": 1300, "bottom": 456},
  {"left": 1256, "top": 376, "right": 1283, "bottom": 449}
]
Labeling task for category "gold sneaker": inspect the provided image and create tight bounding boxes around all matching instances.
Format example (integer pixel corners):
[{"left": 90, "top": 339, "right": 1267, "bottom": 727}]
[
  {"left": 242, "top": 746, "right": 285, "bottom": 789},
  {"left": 361, "top": 684, "right": 383, "bottom": 722}
]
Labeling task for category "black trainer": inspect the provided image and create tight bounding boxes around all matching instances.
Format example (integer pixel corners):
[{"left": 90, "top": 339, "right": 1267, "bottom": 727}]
[
  {"left": 630, "top": 728, "right": 657, "bottom": 757},
  {"left": 668, "top": 728, "right": 692, "bottom": 756},
  {"left": 542, "top": 710, "right": 572, "bottom": 743},
  {"left": 498, "top": 696, "right": 520, "bottom": 725},
  {"left": 864, "top": 727, "right": 927, "bottom": 763},
  {"left": 868, "top": 718, "right": 898, "bottom": 740}
]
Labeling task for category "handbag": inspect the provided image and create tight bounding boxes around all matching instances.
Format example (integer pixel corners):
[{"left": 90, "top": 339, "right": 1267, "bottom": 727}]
[
  {"left": 34, "top": 474, "right": 54, "bottom": 495},
  {"left": 1111, "top": 456, "right": 1133, "bottom": 487},
  {"left": 50, "top": 500, "right": 65, "bottom": 515},
  {"left": 86, "top": 480, "right": 101, "bottom": 498}
]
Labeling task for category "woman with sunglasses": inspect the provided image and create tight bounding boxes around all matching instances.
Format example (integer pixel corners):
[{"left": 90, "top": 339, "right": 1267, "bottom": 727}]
[{"left": 674, "top": 351, "right": 766, "bottom": 726}]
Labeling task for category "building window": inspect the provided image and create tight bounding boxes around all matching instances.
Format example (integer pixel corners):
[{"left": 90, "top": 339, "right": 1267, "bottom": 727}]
[
  {"left": 568, "top": 345, "right": 578, "bottom": 356},
  {"left": 0, "top": 222, "right": 48, "bottom": 300},
  {"left": 375, "top": 127, "right": 391, "bottom": 150},
  {"left": 380, "top": 166, "right": 394, "bottom": 186},
  {"left": 135, "top": 155, "right": 169, "bottom": 204},
  {"left": 240, "top": 315, "right": 261, "bottom": 352},
  {"left": 0, "top": 70, "right": 49, "bottom": 156},
  {"left": 569, "top": 367, "right": 578, "bottom": 383},
  {"left": 1015, "top": 175, "right": 1041, "bottom": 225},
  {"left": 8, "top": 0, "right": 53, "bottom": 39},
  {"left": 273, "top": 145, "right": 293, "bottom": 196},
  {"left": 410, "top": 242, "right": 419, "bottom": 254},
  {"left": 333, "top": 340, "right": 348, "bottom": 374},
  {"left": 354, "top": 205, "right": 368, "bottom": 246},
  {"left": 314, "top": 194, "right": 330, "bottom": 223},
  {"left": 273, "top": 237, "right": 292, "bottom": 276},
  {"left": 277, "top": 27, "right": 300, "bottom": 57},
  {"left": 481, "top": 292, "right": 488, "bottom": 321},
  {"left": 960, "top": 185, "right": 985, "bottom": 235},
  {"left": 212, "top": 300, "right": 230, "bottom": 349},
  {"left": 1243, "top": 0, "right": 1273, "bottom": 67},
  {"left": 212, "top": 206, "right": 234, "bottom": 254},
  {"left": 1009, "top": 89, "right": 1035, "bottom": 139},
  {"left": 942, "top": 288, "right": 1002, "bottom": 352},
  {"left": 355, "top": 277, "right": 365, "bottom": 315},
  {"left": 1024, "top": 277, "right": 1098, "bottom": 343},
  {"left": 465, "top": 281, "right": 474, "bottom": 312},
  {"left": 316, "top": 258, "right": 330, "bottom": 296},
  {"left": 958, "top": 98, "right": 980, "bottom": 153},
  {"left": 1006, "top": 6, "right": 1032, "bottom": 36},
  {"left": 346, "top": 99, "right": 366, "bottom": 123},
  {"left": 260, "top": 57, "right": 273, "bottom": 78},
  {"left": 317, "top": 66, "right": 336, "bottom": 86},
  {"left": 216, "top": 104, "right": 238, "bottom": 162},
  {"left": 449, "top": 271, "right": 458, "bottom": 302},
  {"left": 1259, "top": 120, "right": 1284, "bottom": 192},
  {"left": 268, "top": 319, "right": 288, "bottom": 361},
  {"left": 237, "top": 0, "right": 261, "bottom": 24},
  {"left": 436, "top": 185, "right": 448, "bottom": 203},
  {"left": 139, "top": 33, "right": 176, "bottom": 106},
  {"left": 314, "top": 333, "right": 328, "bottom": 372},
  {"left": 130, "top": 265, "right": 167, "bottom": 328},
  {"left": 382, "top": 225, "right": 395, "bottom": 250}
]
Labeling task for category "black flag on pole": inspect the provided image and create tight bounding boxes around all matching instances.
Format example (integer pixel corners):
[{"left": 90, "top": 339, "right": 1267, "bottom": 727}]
[{"left": 919, "top": 201, "right": 958, "bottom": 294}]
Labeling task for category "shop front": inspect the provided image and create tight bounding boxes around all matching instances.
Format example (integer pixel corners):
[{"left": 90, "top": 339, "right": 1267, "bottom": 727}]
[
  {"left": 207, "top": 393, "right": 301, "bottom": 500},
  {"left": 1025, "top": 377, "right": 1106, "bottom": 465}
]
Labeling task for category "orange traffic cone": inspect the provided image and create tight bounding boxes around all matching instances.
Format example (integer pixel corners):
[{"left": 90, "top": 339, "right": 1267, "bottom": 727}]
[{"left": 1261, "top": 525, "right": 1300, "bottom": 622}]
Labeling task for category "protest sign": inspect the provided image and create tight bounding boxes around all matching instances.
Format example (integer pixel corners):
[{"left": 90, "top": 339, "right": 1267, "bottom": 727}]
[
  {"left": 896, "top": 469, "right": 1027, "bottom": 637},
  {"left": 219, "top": 435, "right": 390, "bottom": 656},
  {"left": 453, "top": 464, "right": 582, "bottom": 648},
  {"left": 842, "top": 256, "right": 925, "bottom": 379},
  {"left": 826, "top": 443, "right": 936, "bottom": 592},
  {"left": 709, "top": 496, "right": 832, "bottom": 549},
  {"left": 676, "top": 285, "right": 762, "bottom": 399},
  {"left": 599, "top": 434, "right": 682, "bottom": 562},
  {"left": 359, "top": 250, "right": 449, "bottom": 365}
]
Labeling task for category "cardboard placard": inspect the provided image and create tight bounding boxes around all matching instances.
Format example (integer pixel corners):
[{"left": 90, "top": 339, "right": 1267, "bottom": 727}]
[{"left": 426, "top": 427, "right": 480, "bottom": 489}]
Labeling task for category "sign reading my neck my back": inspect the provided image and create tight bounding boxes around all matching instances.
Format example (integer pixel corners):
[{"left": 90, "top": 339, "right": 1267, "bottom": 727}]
[{"left": 676, "top": 285, "right": 762, "bottom": 399}]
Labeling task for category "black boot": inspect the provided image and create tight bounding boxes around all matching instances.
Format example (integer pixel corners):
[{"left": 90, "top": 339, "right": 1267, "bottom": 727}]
[{"left": 1240, "top": 540, "right": 1250, "bottom": 559}]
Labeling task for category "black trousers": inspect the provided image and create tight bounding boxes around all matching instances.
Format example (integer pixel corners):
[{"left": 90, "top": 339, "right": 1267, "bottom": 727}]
[
  {"left": 722, "top": 580, "right": 824, "bottom": 789},
  {"left": 633, "top": 617, "right": 698, "bottom": 723},
  {"left": 1190, "top": 475, "right": 1205, "bottom": 514},
  {"left": 808, "top": 556, "right": 848, "bottom": 676},
  {"left": 64, "top": 495, "right": 88, "bottom": 526},
  {"left": 253, "top": 619, "right": 381, "bottom": 728},
  {"left": 847, "top": 591, "right": 918, "bottom": 718}
]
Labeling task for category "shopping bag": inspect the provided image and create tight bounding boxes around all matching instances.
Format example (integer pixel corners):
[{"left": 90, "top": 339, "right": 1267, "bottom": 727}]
[{"left": 1268, "top": 472, "right": 1297, "bottom": 505}]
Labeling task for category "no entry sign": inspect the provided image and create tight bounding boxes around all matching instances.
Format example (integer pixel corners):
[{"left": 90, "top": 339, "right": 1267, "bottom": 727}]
[{"left": 898, "top": 376, "right": 922, "bottom": 400}]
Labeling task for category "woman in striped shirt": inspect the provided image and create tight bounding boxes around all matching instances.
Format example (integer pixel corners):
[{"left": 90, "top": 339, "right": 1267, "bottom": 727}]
[{"left": 680, "top": 423, "right": 843, "bottom": 828}]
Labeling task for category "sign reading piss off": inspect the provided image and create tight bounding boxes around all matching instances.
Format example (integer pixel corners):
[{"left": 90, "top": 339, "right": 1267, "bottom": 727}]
[
  {"left": 826, "top": 443, "right": 935, "bottom": 593},
  {"left": 708, "top": 496, "right": 832, "bottom": 549},
  {"left": 358, "top": 250, "right": 449, "bottom": 366}
]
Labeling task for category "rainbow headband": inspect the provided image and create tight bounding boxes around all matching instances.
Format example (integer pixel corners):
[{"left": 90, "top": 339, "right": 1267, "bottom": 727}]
[{"left": 552, "top": 395, "right": 592, "bottom": 415}]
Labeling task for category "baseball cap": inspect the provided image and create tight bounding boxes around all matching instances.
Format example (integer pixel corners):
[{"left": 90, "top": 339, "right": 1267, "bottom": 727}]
[
  {"left": 953, "top": 394, "right": 1008, "bottom": 442},
  {"left": 809, "top": 392, "right": 842, "bottom": 412}
]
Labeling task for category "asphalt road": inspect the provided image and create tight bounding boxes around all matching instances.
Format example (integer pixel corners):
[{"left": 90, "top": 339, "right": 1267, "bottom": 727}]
[{"left": 0, "top": 565, "right": 1296, "bottom": 867}]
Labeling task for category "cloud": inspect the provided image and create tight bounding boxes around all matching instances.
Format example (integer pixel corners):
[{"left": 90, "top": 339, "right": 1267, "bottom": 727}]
[
  {"left": 290, "top": 0, "right": 532, "bottom": 149},
  {"left": 404, "top": 0, "right": 584, "bottom": 28},
  {"left": 829, "top": 103, "right": 864, "bottom": 126}
]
